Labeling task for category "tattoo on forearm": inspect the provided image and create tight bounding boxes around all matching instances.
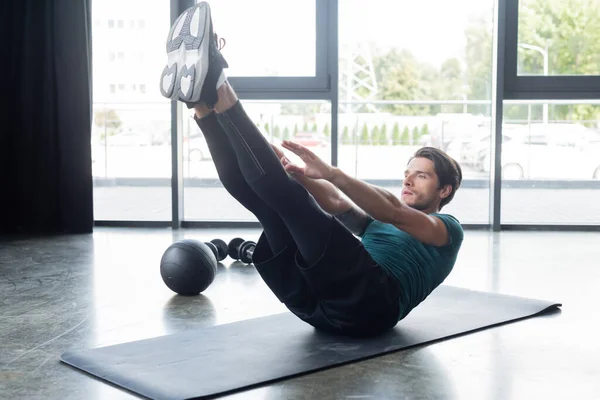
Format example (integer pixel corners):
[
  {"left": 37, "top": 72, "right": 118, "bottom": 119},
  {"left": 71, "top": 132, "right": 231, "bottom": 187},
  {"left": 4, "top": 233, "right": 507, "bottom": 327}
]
[{"left": 335, "top": 207, "right": 374, "bottom": 236}]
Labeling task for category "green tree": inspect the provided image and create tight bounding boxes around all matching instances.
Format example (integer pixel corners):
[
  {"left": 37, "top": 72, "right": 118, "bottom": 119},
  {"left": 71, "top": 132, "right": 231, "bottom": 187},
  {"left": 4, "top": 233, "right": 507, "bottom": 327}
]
[
  {"left": 440, "top": 58, "right": 462, "bottom": 81},
  {"left": 283, "top": 126, "right": 290, "bottom": 140},
  {"left": 341, "top": 126, "right": 350, "bottom": 144},
  {"left": 302, "top": 122, "right": 309, "bottom": 132},
  {"left": 372, "top": 49, "right": 436, "bottom": 116},
  {"left": 412, "top": 127, "right": 421, "bottom": 144},
  {"left": 379, "top": 124, "right": 388, "bottom": 145},
  {"left": 323, "top": 123, "right": 330, "bottom": 137},
  {"left": 311, "top": 123, "right": 318, "bottom": 133},
  {"left": 264, "top": 123, "right": 270, "bottom": 134},
  {"left": 293, "top": 124, "right": 299, "bottom": 135},
  {"left": 401, "top": 126, "right": 410, "bottom": 145},
  {"left": 517, "top": 0, "right": 600, "bottom": 122},
  {"left": 438, "top": 58, "right": 465, "bottom": 113},
  {"left": 372, "top": 48, "right": 473, "bottom": 116},
  {"left": 464, "top": 14, "right": 494, "bottom": 117},
  {"left": 371, "top": 125, "right": 380, "bottom": 145},
  {"left": 519, "top": 0, "right": 600, "bottom": 76},
  {"left": 421, "top": 123, "right": 430, "bottom": 137},
  {"left": 465, "top": 0, "right": 600, "bottom": 122},
  {"left": 392, "top": 123, "right": 401, "bottom": 145},
  {"left": 273, "top": 125, "right": 281, "bottom": 139},
  {"left": 360, "top": 123, "right": 369, "bottom": 144}
]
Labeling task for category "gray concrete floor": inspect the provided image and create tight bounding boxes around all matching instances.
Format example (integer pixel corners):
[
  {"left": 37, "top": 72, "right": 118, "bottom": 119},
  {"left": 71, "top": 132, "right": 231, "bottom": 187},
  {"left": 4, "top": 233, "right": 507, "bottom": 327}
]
[{"left": 1, "top": 227, "right": 599, "bottom": 399}]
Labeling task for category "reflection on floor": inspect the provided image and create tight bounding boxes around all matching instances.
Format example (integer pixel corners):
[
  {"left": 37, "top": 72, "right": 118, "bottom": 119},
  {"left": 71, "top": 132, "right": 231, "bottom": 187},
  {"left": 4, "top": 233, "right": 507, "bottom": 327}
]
[{"left": 1, "top": 227, "right": 599, "bottom": 399}]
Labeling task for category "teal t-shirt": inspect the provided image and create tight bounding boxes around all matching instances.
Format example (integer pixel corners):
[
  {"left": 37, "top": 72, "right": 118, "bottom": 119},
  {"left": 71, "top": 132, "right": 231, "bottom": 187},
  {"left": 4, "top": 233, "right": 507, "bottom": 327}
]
[{"left": 360, "top": 213, "right": 464, "bottom": 320}]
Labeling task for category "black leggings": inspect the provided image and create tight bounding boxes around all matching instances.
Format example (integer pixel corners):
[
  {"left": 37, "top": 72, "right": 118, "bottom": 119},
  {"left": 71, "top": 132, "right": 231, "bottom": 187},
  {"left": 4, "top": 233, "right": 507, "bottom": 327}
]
[
  {"left": 196, "top": 102, "right": 403, "bottom": 337},
  {"left": 195, "top": 101, "right": 332, "bottom": 265}
]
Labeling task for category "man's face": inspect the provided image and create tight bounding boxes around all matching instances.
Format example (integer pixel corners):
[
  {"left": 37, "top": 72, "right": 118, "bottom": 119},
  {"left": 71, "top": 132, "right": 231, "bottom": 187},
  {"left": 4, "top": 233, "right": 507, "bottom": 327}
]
[{"left": 401, "top": 157, "right": 448, "bottom": 212}]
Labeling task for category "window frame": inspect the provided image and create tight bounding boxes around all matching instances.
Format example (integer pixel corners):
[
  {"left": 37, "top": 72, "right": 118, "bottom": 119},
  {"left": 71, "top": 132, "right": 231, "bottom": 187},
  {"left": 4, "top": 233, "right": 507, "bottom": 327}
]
[
  {"left": 92, "top": 0, "right": 600, "bottom": 231},
  {"left": 201, "top": 0, "right": 331, "bottom": 94},
  {"left": 504, "top": 0, "right": 600, "bottom": 100}
]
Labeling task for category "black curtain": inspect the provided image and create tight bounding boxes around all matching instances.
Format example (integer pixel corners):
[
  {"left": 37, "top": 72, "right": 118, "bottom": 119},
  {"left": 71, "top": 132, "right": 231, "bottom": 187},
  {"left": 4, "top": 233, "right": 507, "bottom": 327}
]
[{"left": 0, "top": 0, "right": 94, "bottom": 234}]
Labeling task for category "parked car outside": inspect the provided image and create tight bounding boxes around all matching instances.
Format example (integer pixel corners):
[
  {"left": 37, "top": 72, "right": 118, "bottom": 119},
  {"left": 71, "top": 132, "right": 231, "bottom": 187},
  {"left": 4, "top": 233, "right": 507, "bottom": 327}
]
[
  {"left": 291, "top": 132, "right": 329, "bottom": 147},
  {"left": 479, "top": 124, "right": 600, "bottom": 180}
]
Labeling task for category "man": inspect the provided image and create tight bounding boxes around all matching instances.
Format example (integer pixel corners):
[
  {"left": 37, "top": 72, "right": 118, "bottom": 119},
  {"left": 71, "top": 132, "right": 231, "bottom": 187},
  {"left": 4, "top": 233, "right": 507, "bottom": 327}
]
[{"left": 160, "top": 2, "right": 464, "bottom": 337}]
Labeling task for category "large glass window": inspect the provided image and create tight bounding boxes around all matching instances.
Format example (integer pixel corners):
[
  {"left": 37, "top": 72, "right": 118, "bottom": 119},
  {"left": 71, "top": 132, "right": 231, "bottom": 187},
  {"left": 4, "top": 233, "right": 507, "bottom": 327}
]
[
  {"left": 500, "top": 101, "right": 600, "bottom": 225},
  {"left": 92, "top": 0, "right": 172, "bottom": 221},
  {"left": 518, "top": 0, "right": 600, "bottom": 76},
  {"left": 338, "top": 0, "right": 495, "bottom": 224},
  {"left": 183, "top": 101, "right": 332, "bottom": 221},
  {"left": 200, "top": 0, "right": 317, "bottom": 77},
  {"left": 90, "top": 0, "right": 600, "bottom": 228}
]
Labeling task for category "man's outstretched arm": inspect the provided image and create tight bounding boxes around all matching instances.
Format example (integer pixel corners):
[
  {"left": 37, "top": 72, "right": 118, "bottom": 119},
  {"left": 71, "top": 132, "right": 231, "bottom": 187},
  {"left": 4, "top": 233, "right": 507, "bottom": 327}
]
[
  {"left": 291, "top": 172, "right": 373, "bottom": 236},
  {"left": 334, "top": 206, "right": 373, "bottom": 236},
  {"left": 330, "top": 168, "right": 449, "bottom": 246},
  {"left": 329, "top": 168, "right": 402, "bottom": 223},
  {"left": 274, "top": 141, "right": 446, "bottom": 243},
  {"left": 271, "top": 143, "right": 372, "bottom": 236}
]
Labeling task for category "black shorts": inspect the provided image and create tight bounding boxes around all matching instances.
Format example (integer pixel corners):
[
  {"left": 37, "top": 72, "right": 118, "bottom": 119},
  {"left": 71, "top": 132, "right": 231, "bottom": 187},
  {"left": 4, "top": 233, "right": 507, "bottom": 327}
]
[{"left": 253, "top": 217, "right": 403, "bottom": 337}]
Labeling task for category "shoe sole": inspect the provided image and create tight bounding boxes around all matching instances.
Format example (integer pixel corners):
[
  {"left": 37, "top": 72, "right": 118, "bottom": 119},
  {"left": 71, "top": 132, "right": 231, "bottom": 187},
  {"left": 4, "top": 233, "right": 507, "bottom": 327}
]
[{"left": 160, "top": 2, "right": 211, "bottom": 102}]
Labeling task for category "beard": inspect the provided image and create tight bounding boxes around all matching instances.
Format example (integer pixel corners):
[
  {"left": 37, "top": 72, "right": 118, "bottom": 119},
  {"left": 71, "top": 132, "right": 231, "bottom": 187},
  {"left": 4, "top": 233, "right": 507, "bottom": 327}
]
[
  {"left": 408, "top": 202, "right": 429, "bottom": 211},
  {"left": 405, "top": 194, "right": 437, "bottom": 211}
]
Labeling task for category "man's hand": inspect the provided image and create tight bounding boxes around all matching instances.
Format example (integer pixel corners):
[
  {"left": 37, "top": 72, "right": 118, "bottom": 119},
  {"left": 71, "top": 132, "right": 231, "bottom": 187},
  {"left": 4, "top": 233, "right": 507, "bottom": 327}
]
[
  {"left": 270, "top": 143, "right": 288, "bottom": 165},
  {"left": 271, "top": 142, "right": 354, "bottom": 215},
  {"left": 280, "top": 140, "right": 335, "bottom": 180},
  {"left": 272, "top": 141, "right": 327, "bottom": 184},
  {"left": 271, "top": 143, "right": 300, "bottom": 175}
]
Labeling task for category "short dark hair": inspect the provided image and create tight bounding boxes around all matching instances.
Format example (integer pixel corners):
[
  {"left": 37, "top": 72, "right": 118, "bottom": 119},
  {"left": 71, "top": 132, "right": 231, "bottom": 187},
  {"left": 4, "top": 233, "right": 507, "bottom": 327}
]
[{"left": 410, "top": 147, "right": 462, "bottom": 209}]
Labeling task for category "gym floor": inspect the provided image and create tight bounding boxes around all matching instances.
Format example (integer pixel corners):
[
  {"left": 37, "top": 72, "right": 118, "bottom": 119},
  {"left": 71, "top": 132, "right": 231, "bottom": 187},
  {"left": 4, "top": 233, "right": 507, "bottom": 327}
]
[{"left": 1, "top": 227, "right": 599, "bottom": 399}]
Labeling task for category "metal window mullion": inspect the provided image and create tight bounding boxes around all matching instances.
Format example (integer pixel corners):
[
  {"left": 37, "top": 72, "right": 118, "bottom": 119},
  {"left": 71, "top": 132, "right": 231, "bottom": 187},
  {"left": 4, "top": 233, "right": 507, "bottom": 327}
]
[
  {"left": 315, "top": 0, "right": 330, "bottom": 86},
  {"left": 170, "top": 100, "right": 183, "bottom": 229},
  {"left": 235, "top": 91, "right": 332, "bottom": 101},
  {"left": 491, "top": 0, "right": 510, "bottom": 231},
  {"left": 169, "top": 0, "right": 194, "bottom": 228},
  {"left": 506, "top": 80, "right": 600, "bottom": 100},
  {"left": 229, "top": 77, "right": 331, "bottom": 93},
  {"left": 503, "top": 0, "right": 519, "bottom": 94},
  {"left": 329, "top": 0, "right": 339, "bottom": 167}
]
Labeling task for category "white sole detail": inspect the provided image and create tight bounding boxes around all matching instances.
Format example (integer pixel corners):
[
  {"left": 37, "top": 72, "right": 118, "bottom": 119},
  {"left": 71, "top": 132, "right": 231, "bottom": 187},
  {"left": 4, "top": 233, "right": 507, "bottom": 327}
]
[{"left": 159, "top": 2, "right": 211, "bottom": 102}]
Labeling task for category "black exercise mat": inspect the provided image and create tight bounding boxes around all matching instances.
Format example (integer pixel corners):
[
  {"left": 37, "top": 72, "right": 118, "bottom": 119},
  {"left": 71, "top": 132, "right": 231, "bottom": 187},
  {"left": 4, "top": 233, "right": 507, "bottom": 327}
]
[{"left": 61, "top": 286, "right": 560, "bottom": 400}]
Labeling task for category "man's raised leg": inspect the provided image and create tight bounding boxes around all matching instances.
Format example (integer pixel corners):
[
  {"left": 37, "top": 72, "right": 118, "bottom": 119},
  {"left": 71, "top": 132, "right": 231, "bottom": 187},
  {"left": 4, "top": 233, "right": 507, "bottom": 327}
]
[
  {"left": 192, "top": 104, "right": 293, "bottom": 254},
  {"left": 213, "top": 82, "right": 334, "bottom": 266},
  {"left": 159, "top": 2, "right": 323, "bottom": 317}
]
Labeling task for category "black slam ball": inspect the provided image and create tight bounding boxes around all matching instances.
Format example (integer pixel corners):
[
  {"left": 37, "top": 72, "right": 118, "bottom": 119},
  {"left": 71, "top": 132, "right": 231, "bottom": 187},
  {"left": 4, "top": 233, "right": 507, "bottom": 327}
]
[{"left": 160, "top": 239, "right": 217, "bottom": 295}]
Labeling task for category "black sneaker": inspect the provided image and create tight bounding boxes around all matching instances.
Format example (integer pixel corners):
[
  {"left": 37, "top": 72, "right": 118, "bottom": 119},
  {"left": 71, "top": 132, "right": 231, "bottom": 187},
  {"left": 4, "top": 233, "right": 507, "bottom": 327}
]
[{"left": 159, "top": 2, "right": 228, "bottom": 108}]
